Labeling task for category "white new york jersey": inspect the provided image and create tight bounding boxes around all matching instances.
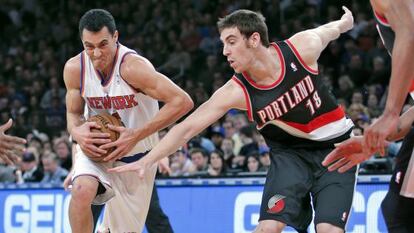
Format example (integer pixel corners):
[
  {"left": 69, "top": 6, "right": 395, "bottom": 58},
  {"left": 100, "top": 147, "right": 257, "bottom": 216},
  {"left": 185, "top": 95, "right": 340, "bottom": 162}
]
[{"left": 80, "top": 43, "right": 159, "bottom": 156}]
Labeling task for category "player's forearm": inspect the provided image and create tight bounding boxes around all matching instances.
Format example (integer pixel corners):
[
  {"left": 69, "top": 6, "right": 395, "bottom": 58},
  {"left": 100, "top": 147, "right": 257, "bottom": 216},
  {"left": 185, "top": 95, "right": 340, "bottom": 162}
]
[
  {"left": 387, "top": 107, "right": 414, "bottom": 141},
  {"left": 383, "top": 32, "right": 414, "bottom": 117},
  {"left": 66, "top": 112, "right": 84, "bottom": 136},
  {"left": 312, "top": 18, "right": 349, "bottom": 47},
  {"left": 144, "top": 120, "right": 199, "bottom": 165},
  {"left": 134, "top": 96, "right": 193, "bottom": 142}
]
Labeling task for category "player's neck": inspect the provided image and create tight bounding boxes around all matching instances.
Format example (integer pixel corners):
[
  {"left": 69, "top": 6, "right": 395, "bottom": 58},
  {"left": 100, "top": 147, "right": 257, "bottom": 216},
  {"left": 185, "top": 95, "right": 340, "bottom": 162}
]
[
  {"left": 96, "top": 55, "right": 117, "bottom": 80},
  {"left": 244, "top": 47, "right": 282, "bottom": 84},
  {"left": 95, "top": 44, "right": 119, "bottom": 80}
]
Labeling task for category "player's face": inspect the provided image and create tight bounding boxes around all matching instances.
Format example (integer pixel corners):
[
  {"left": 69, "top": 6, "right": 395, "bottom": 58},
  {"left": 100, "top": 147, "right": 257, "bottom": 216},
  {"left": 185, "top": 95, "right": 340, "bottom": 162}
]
[
  {"left": 82, "top": 27, "right": 119, "bottom": 72},
  {"left": 220, "top": 27, "right": 255, "bottom": 73}
]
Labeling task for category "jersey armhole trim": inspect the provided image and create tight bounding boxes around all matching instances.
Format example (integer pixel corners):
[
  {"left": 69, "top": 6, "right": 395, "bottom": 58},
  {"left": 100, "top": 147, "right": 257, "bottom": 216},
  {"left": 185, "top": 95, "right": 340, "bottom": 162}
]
[
  {"left": 119, "top": 51, "right": 140, "bottom": 94},
  {"left": 232, "top": 76, "right": 254, "bottom": 122},
  {"left": 285, "top": 39, "right": 319, "bottom": 75},
  {"left": 80, "top": 52, "right": 86, "bottom": 96},
  {"left": 374, "top": 11, "right": 390, "bottom": 26}
]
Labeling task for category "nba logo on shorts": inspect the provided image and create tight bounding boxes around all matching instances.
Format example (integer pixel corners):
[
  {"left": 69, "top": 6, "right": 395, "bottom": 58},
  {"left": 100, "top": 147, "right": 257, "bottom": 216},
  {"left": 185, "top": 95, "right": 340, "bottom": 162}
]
[
  {"left": 267, "top": 194, "right": 286, "bottom": 213},
  {"left": 396, "top": 171, "right": 401, "bottom": 184},
  {"left": 341, "top": 211, "right": 348, "bottom": 222}
]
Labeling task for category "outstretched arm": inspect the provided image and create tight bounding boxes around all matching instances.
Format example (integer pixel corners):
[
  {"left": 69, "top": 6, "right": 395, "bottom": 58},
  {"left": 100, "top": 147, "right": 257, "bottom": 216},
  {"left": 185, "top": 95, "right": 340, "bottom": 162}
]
[
  {"left": 288, "top": 6, "right": 353, "bottom": 69},
  {"left": 0, "top": 119, "right": 26, "bottom": 165},
  {"left": 364, "top": 0, "right": 414, "bottom": 155},
  {"left": 108, "top": 79, "right": 247, "bottom": 174},
  {"left": 323, "top": 106, "right": 414, "bottom": 173}
]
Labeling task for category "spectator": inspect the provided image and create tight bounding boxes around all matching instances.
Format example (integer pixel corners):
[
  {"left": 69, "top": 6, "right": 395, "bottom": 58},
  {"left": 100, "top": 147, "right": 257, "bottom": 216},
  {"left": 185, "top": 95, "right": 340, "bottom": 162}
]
[
  {"left": 41, "top": 152, "right": 68, "bottom": 183},
  {"left": 209, "top": 127, "right": 225, "bottom": 149},
  {"left": 258, "top": 146, "right": 271, "bottom": 172},
  {"left": 246, "top": 153, "right": 261, "bottom": 173},
  {"left": 53, "top": 138, "right": 72, "bottom": 171},
  {"left": 170, "top": 148, "right": 193, "bottom": 177},
  {"left": 20, "top": 152, "right": 43, "bottom": 183},
  {"left": 220, "top": 137, "right": 236, "bottom": 168},
  {"left": 207, "top": 150, "right": 227, "bottom": 176},
  {"left": 0, "top": 158, "right": 16, "bottom": 182},
  {"left": 334, "top": 75, "right": 355, "bottom": 102},
  {"left": 188, "top": 148, "right": 209, "bottom": 175}
]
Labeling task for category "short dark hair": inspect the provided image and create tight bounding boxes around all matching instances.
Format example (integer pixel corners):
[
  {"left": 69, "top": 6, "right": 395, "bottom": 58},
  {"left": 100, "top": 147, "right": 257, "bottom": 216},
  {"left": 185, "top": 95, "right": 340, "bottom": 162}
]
[
  {"left": 217, "top": 9, "right": 269, "bottom": 47},
  {"left": 189, "top": 148, "right": 208, "bottom": 158},
  {"left": 79, "top": 9, "right": 116, "bottom": 38}
]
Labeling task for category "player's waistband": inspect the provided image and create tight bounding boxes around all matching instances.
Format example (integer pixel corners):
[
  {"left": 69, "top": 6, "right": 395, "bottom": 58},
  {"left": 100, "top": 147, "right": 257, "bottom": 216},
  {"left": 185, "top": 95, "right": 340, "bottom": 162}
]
[{"left": 117, "top": 150, "right": 150, "bottom": 163}]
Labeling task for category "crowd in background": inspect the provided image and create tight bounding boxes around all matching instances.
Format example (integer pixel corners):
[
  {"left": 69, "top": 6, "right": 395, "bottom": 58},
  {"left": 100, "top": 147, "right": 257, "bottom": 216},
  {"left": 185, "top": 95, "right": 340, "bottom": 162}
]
[{"left": 0, "top": 0, "right": 407, "bottom": 184}]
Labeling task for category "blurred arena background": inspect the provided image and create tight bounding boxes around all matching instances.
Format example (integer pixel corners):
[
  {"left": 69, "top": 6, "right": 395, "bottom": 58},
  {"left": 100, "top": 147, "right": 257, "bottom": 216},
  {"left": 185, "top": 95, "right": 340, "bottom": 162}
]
[{"left": 0, "top": 0, "right": 401, "bottom": 232}]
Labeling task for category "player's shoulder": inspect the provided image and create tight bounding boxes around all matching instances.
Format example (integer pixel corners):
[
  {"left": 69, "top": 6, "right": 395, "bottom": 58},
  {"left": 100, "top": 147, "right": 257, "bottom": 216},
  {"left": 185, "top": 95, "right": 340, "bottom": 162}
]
[
  {"left": 63, "top": 54, "right": 82, "bottom": 86},
  {"left": 210, "top": 78, "right": 247, "bottom": 110},
  {"left": 64, "top": 53, "right": 82, "bottom": 74},
  {"left": 121, "top": 52, "right": 154, "bottom": 70}
]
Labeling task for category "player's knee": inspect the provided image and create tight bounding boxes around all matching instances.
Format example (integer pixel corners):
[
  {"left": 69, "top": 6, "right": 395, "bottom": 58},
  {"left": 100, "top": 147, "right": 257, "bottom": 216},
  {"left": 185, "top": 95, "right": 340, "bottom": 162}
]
[
  {"left": 255, "top": 220, "right": 285, "bottom": 233},
  {"left": 71, "top": 178, "right": 99, "bottom": 205},
  {"left": 316, "top": 223, "right": 344, "bottom": 233}
]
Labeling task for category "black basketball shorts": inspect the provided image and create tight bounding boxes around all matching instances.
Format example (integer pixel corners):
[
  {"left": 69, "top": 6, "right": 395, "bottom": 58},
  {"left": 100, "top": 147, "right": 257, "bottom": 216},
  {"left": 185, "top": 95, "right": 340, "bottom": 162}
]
[{"left": 258, "top": 147, "right": 357, "bottom": 231}]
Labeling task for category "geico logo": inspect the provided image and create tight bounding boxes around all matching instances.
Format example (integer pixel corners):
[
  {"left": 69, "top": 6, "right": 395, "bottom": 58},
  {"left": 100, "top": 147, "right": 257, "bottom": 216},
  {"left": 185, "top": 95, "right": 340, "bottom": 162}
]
[
  {"left": 234, "top": 190, "right": 388, "bottom": 233},
  {"left": 3, "top": 194, "right": 72, "bottom": 233}
]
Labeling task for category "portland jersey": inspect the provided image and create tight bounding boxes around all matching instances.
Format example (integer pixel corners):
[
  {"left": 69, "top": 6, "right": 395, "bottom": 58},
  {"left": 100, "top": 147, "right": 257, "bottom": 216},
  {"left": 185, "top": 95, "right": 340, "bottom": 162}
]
[
  {"left": 80, "top": 43, "right": 159, "bottom": 156},
  {"left": 374, "top": 11, "right": 414, "bottom": 96},
  {"left": 232, "top": 41, "right": 353, "bottom": 149},
  {"left": 374, "top": 11, "right": 395, "bottom": 55}
]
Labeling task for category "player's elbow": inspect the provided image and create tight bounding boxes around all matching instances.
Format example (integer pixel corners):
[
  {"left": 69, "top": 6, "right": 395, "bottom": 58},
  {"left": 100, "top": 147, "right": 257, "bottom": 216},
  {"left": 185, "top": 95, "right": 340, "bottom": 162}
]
[{"left": 178, "top": 94, "right": 194, "bottom": 115}]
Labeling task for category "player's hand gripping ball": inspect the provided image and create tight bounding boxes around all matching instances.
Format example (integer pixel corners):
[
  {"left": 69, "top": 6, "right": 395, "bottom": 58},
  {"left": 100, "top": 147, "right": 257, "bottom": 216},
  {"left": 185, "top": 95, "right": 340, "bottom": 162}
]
[{"left": 87, "top": 113, "right": 123, "bottom": 162}]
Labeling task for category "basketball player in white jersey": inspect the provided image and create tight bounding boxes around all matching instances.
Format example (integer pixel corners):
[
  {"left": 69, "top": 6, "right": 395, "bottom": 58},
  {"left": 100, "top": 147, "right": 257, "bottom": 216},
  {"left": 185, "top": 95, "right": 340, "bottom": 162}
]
[
  {"left": 0, "top": 119, "right": 26, "bottom": 164},
  {"left": 64, "top": 9, "right": 193, "bottom": 233}
]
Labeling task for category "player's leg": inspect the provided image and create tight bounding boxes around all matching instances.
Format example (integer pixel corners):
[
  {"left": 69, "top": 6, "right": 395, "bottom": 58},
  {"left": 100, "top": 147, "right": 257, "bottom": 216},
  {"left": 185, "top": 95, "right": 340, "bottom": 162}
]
[
  {"left": 381, "top": 190, "right": 414, "bottom": 233},
  {"left": 70, "top": 145, "right": 115, "bottom": 233},
  {"left": 253, "top": 220, "right": 286, "bottom": 233},
  {"left": 145, "top": 184, "right": 174, "bottom": 233},
  {"left": 257, "top": 149, "right": 313, "bottom": 233},
  {"left": 69, "top": 176, "right": 99, "bottom": 233},
  {"left": 311, "top": 149, "right": 357, "bottom": 233},
  {"left": 100, "top": 161, "right": 157, "bottom": 232}
]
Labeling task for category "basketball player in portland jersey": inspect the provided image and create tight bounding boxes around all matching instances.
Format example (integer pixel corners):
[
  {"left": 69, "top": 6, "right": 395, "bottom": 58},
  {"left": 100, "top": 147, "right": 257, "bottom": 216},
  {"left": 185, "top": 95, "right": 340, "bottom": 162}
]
[
  {"left": 323, "top": 1, "right": 414, "bottom": 232},
  {"left": 0, "top": 119, "right": 26, "bottom": 164},
  {"left": 64, "top": 9, "right": 193, "bottom": 233},
  {"left": 111, "top": 7, "right": 355, "bottom": 233}
]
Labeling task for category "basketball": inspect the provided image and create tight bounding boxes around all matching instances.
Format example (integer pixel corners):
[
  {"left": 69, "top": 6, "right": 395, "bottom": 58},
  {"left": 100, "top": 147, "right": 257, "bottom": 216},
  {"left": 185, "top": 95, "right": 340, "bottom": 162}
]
[{"left": 87, "top": 113, "right": 124, "bottom": 162}]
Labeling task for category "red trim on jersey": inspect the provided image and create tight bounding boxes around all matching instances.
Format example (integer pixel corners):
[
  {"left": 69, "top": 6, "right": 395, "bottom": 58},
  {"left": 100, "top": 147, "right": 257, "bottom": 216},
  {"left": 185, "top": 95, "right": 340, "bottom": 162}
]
[
  {"left": 374, "top": 11, "right": 389, "bottom": 26},
  {"left": 80, "top": 52, "right": 86, "bottom": 96},
  {"left": 281, "top": 106, "right": 345, "bottom": 133},
  {"left": 241, "top": 42, "right": 285, "bottom": 90},
  {"left": 285, "top": 40, "right": 319, "bottom": 75},
  {"left": 375, "top": 24, "right": 392, "bottom": 56},
  {"left": 410, "top": 80, "right": 414, "bottom": 92},
  {"left": 94, "top": 44, "right": 120, "bottom": 87},
  {"left": 232, "top": 76, "right": 254, "bottom": 121}
]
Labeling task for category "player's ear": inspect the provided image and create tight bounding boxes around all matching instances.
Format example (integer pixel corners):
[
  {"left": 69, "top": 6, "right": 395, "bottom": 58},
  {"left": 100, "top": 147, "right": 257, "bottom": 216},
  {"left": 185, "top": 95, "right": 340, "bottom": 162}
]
[
  {"left": 249, "top": 32, "right": 261, "bottom": 48},
  {"left": 113, "top": 30, "right": 119, "bottom": 42}
]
